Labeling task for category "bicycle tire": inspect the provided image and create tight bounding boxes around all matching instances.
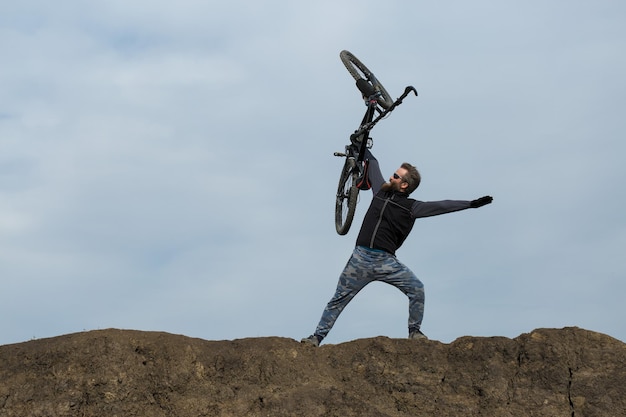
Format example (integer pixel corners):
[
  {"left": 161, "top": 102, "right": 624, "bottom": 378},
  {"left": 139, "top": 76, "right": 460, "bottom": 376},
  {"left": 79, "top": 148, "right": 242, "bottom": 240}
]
[
  {"left": 335, "top": 158, "right": 359, "bottom": 235},
  {"left": 339, "top": 50, "right": 393, "bottom": 109}
]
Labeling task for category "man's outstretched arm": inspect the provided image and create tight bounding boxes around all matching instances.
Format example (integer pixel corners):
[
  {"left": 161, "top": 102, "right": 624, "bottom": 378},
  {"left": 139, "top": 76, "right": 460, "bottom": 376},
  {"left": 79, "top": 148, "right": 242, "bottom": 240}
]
[{"left": 411, "top": 196, "right": 493, "bottom": 218}]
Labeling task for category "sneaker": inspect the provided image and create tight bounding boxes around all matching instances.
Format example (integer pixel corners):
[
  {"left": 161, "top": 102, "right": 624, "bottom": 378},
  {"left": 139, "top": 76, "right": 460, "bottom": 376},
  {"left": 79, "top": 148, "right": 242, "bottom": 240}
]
[
  {"left": 300, "top": 335, "right": 321, "bottom": 347},
  {"left": 409, "top": 330, "right": 428, "bottom": 340}
]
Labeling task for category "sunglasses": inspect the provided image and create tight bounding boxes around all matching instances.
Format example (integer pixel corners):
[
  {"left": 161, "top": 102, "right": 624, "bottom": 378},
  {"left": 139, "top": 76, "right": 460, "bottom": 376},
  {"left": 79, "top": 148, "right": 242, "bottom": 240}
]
[{"left": 393, "top": 173, "right": 405, "bottom": 181}]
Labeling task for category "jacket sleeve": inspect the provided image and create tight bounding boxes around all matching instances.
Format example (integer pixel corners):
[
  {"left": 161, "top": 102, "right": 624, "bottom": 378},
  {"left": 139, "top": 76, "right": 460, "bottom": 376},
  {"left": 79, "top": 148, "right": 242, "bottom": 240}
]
[
  {"left": 364, "top": 149, "right": 385, "bottom": 194},
  {"left": 411, "top": 200, "right": 472, "bottom": 219}
]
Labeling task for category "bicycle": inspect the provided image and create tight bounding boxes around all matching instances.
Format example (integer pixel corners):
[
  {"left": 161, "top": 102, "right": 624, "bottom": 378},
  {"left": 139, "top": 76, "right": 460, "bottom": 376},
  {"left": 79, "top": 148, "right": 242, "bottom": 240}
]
[{"left": 334, "top": 50, "right": 417, "bottom": 235}]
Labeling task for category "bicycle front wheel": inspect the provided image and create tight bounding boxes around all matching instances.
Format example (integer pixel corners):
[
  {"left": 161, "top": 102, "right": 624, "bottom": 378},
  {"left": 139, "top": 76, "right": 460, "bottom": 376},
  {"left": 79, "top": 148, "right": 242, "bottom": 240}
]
[
  {"left": 339, "top": 50, "right": 393, "bottom": 109},
  {"left": 335, "top": 158, "right": 359, "bottom": 235}
]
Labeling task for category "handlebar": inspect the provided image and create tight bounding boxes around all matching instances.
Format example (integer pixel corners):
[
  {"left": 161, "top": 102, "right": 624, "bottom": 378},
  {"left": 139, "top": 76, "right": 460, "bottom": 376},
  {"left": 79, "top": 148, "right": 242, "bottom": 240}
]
[{"left": 386, "top": 86, "right": 418, "bottom": 112}]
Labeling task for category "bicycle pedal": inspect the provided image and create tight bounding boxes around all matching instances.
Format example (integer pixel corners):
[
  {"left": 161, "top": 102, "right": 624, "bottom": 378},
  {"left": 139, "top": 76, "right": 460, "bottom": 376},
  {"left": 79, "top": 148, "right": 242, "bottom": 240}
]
[{"left": 334, "top": 152, "right": 346, "bottom": 157}]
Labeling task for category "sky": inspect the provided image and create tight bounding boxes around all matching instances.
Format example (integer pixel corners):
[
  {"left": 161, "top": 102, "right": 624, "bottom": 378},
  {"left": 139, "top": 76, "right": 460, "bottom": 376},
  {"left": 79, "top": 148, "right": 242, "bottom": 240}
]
[{"left": 1, "top": 1, "right": 625, "bottom": 347}]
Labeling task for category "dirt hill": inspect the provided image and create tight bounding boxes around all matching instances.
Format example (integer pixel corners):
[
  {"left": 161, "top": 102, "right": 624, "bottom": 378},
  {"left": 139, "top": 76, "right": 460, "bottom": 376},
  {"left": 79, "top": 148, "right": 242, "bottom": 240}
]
[{"left": 0, "top": 327, "right": 624, "bottom": 417}]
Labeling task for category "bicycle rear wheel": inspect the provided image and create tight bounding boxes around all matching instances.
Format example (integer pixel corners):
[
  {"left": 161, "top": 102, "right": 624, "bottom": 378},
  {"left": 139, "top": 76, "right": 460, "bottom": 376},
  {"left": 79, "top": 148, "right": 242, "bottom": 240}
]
[
  {"left": 335, "top": 158, "right": 359, "bottom": 235},
  {"left": 340, "top": 50, "right": 393, "bottom": 109}
]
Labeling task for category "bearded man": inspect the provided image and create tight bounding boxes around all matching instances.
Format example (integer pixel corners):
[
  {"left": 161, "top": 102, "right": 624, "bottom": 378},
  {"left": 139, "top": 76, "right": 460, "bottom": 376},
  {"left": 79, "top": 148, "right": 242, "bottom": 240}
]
[{"left": 301, "top": 150, "right": 492, "bottom": 346}]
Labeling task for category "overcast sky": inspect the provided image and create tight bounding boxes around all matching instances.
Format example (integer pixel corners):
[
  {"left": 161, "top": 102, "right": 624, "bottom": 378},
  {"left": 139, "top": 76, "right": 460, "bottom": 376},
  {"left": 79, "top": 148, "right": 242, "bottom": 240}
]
[{"left": 1, "top": 1, "right": 625, "bottom": 347}]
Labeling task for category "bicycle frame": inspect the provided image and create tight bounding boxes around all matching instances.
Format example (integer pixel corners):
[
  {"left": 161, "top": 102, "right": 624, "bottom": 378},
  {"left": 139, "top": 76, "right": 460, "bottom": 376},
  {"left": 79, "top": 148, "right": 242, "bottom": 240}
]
[
  {"left": 337, "top": 85, "right": 418, "bottom": 178},
  {"left": 334, "top": 85, "right": 417, "bottom": 235}
]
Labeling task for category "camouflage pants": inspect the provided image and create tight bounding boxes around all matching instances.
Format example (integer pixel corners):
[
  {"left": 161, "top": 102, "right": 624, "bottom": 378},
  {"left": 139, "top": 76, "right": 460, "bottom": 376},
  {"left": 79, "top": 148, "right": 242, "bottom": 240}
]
[{"left": 314, "top": 246, "right": 425, "bottom": 340}]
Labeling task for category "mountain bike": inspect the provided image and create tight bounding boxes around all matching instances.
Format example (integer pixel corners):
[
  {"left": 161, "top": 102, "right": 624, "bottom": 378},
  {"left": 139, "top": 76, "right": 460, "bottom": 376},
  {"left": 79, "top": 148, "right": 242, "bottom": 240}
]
[{"left": 334, "top": 50, "right": 417, "bottom": 235}]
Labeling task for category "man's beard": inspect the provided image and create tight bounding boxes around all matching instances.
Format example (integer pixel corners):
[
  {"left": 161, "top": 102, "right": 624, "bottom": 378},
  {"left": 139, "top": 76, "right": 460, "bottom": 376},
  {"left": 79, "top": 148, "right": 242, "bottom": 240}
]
[{"left": 380, "top": 182, "right": 400, "bottom": 192}]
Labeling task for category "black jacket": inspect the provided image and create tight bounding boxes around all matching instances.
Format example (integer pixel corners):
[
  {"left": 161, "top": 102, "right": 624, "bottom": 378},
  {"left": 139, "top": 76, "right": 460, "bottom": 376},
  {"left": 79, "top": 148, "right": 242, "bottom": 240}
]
[
  {"left": 356, "top": 190, "right": 416, "bottom": 254},
  {"left": 356, "top": 152, "right": 472, "bottom": 255}
]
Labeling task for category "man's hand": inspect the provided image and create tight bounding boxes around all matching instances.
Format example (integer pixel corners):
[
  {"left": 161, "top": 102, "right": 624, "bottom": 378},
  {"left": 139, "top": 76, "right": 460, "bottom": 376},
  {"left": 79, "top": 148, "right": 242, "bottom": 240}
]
[{"left": 470, "top": 196, "right": 493, "bottom": 208}]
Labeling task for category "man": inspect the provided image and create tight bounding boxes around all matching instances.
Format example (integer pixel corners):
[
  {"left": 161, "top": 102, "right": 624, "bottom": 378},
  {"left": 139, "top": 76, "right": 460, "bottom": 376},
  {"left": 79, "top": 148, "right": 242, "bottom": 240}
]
[{"left": 301, "top": 150, "right": 492, "bottom": 346}]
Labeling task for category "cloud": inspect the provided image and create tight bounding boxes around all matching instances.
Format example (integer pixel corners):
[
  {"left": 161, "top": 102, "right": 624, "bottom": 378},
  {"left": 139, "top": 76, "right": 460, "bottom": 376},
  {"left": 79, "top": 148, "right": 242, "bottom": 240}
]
[{"left": 1, "top": 1, "right": 625, "bottom": 346}]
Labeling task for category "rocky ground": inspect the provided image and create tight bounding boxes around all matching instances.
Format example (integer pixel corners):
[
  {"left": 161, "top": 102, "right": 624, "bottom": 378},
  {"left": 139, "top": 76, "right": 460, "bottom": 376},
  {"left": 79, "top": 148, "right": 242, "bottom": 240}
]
[{"left": 0, "top": 327, "right": 624, "bottom": 416}]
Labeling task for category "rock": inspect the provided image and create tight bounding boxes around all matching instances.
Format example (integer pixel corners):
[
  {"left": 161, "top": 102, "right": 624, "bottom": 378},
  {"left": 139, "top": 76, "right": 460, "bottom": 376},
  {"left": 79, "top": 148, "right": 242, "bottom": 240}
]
[{"left": 0, "top": 327, "right": 624, "bottom": 416}]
